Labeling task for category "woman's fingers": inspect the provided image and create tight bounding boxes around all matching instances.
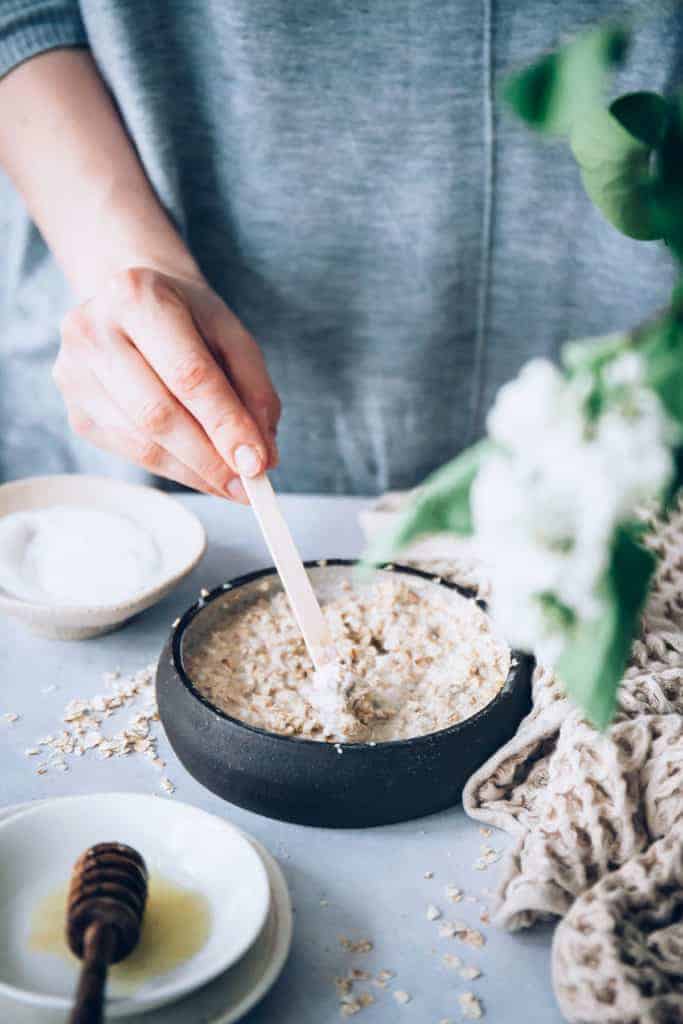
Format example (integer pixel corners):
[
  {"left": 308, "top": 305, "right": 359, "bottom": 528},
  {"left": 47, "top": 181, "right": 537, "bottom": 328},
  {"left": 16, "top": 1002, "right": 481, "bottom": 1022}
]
[
  {"left": 56, "top": 315, "right": 248, "bottom": 499},
  {"left": 75, "top": 415, "right": 228, "bottom": 495},
  {"left": 58, "top": 267, "right": 279, "bottom": 498},
  {"left": 110, "top": 269, "right": 270, "bottom": 476},
  {"left": 83, "top": 318, "right": 236, "bottom": 496},
  {"left": 198, "top": 300, "right": 282, "bottom": 468}
]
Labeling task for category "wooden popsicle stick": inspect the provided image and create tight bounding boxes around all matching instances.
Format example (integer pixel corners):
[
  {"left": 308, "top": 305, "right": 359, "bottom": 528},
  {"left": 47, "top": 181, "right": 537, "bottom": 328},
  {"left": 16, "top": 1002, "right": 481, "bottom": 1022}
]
[{"left": 240, "top": 473, "right": 335, "bottom": 671}]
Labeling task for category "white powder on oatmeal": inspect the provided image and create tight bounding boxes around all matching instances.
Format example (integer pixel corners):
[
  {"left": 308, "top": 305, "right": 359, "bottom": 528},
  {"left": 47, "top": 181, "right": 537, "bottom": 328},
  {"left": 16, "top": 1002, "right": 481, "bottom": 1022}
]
[{"left": 185, "top": 576, "right": 510, "bottom": 743}]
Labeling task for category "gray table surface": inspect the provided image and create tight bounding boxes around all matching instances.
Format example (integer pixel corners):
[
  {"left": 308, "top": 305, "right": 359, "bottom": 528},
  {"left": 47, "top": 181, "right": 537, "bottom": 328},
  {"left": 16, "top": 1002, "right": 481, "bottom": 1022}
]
[{"left": 0, "top": 494, "right": 561, "bottom": 1024}]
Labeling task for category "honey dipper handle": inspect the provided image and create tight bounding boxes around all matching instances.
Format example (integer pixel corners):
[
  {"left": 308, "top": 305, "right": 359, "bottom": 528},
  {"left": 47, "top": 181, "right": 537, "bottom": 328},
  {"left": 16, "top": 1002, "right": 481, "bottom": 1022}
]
[{"left": 69, "top": 920, "right": 115, "bottom": 1024}]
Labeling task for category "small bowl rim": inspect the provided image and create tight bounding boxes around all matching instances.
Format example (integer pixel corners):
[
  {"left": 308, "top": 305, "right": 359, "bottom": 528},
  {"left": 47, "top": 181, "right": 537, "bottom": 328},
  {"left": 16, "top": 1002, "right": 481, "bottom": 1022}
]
[
  {"left": 171, "top": 558, "right": 530, "bottom": 752},
  {"left": 0, "top": 474, "right": 207, "bottom": 617}
]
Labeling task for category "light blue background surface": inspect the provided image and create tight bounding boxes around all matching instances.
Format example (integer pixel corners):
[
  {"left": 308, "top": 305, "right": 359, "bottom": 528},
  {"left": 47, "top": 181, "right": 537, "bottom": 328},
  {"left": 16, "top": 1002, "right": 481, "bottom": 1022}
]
[{"left": 0, "top": 494, "right": 562, "bottom": 1022}]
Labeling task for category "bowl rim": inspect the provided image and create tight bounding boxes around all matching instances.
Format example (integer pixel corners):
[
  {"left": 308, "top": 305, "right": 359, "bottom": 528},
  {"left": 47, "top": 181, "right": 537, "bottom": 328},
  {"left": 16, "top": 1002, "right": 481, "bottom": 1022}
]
[
  {"left": 0, "top": 474, "right": 207, "bottom": 616},
  {"left": 170, "top": 559, "right": 532, "bottom": 752}
]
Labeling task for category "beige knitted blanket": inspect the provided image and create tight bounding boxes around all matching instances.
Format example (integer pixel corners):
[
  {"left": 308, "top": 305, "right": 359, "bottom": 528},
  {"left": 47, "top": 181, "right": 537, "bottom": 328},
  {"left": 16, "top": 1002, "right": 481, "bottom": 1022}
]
[{"left": 393, "top": 500, "right": 683, "bottom": 1024}]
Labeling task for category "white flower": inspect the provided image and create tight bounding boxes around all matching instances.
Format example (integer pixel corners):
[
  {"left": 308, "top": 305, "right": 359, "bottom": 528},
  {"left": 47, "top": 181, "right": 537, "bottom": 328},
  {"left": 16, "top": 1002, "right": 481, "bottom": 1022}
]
[
  {"left": 485, "top": 359, "right": 569, "bottom": 453},
  {"left": 472, "top": 348, "right": 673, "bottom": 666}
]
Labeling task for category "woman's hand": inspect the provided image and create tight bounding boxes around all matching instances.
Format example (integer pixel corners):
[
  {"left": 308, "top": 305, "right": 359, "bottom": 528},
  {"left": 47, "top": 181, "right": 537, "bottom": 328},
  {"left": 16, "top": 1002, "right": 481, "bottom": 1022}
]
[
  {"left": 0, "top": 50, "right": 280, "bottom": 502},
  {"left": 54, "top": 268, "right": 280, "bottom": 502}
]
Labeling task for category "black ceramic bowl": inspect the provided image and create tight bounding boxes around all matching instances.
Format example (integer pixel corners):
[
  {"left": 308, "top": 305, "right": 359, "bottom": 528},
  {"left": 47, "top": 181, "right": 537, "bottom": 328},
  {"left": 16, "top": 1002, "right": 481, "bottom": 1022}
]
[{"left": 156, "top": 560, "right": 533, "bottom": 828}]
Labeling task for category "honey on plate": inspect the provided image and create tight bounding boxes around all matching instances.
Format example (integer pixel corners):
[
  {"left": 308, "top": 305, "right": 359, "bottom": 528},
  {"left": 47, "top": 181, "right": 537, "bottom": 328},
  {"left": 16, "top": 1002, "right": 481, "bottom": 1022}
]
[{"left": 29, "top": 873, "right": 211, "bottom": 992}]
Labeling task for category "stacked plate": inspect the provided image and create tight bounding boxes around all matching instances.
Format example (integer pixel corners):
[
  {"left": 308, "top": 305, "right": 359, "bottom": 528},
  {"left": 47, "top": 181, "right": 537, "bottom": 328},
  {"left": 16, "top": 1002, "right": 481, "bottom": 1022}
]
[{"left": 0, "top": 794, "right": 292, "bottom": 1023}]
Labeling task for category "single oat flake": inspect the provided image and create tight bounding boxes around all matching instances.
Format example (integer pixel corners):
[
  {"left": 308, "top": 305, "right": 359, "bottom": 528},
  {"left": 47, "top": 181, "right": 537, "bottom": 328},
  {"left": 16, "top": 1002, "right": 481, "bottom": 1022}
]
[
  {"left": 460, "top": 965, "right": 482, "bottom": 980},
  {"left": 442, "top": 953, "right": 462, "bottom": 969},
  {"left": 458, "top": 991, "right": 484, "bottom": 1019},
  {"left": 339, "top": 936, "right": 373, "bottom": 954},
  {"left": 393, "top": 990, "right": 411, "bottom": 1005},
  {"left": 445, "top": 884, "right": 463, "bottom": 903}
]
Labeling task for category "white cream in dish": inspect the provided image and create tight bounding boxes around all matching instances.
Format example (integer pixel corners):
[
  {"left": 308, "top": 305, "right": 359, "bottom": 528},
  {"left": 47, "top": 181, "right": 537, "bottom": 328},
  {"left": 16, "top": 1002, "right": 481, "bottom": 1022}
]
[{"left": 0, "top": 505, "right": 161, "bottom": 606}]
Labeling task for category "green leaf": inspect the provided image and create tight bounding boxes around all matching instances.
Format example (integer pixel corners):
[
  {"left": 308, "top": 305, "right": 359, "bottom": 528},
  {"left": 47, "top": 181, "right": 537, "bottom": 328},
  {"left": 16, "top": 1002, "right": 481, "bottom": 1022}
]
[
  {"left": 648, "top": 106, "right": 683, "bottom": 262},
  {"left": 640, "top": 307, "right": 683, "bottom": 425},
  {"left": 557, "top": 524, "right": 656, "bottom": 729},
  {"left": 562, "top": 331, "right": 631, "bottom": 376},
  {"left": 502, "top": 52, "right": 558, "bottom": 130},
  {"left": 570, "top": 106, "right": 661, "bottom": 240},
  {"left": 359, "top": 441, "right": 492, "bottom": 571},
  {"left": 502, "top": 23, "right": 629, "bottom": 135},
  {"left": 610, "top": 91, "right": 670, "bottom": 148},
  {"left": 663, "top": 444, "right": 683, "bottom": 509}
]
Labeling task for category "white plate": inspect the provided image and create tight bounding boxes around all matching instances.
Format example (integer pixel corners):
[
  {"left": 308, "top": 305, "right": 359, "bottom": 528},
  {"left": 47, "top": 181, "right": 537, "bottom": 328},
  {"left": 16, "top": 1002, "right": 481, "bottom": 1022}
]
[
  {"left": 0, "top": 794, "right": 272, "bottom": 1017},
  {"left": 0, "top": 475, "right": 207, "bottom": 639},
  {"left": 0, "top": 801, "right": 293, "bottom": 1024}
]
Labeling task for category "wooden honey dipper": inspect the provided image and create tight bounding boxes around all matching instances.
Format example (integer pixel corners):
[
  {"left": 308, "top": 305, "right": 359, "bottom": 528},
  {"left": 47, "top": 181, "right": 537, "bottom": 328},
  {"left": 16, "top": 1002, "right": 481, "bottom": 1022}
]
[{"left": 66, "top": 842, "right": 148, "bottom": 1024}]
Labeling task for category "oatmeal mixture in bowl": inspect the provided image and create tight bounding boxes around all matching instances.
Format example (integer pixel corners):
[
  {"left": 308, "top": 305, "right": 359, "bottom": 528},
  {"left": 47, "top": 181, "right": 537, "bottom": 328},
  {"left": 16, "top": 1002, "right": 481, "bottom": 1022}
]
[{"left": 183, "top": 568, "right": 511, "bottom": 745}]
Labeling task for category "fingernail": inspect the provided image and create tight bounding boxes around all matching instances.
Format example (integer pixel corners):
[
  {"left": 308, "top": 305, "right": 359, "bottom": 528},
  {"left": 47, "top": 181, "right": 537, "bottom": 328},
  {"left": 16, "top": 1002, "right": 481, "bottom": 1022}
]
[
  {"left": 227, "top": 478, "right": 248, "bottom": 503},
  {"left": 234, "top": 444, "right": 261, "bottom": 477}
]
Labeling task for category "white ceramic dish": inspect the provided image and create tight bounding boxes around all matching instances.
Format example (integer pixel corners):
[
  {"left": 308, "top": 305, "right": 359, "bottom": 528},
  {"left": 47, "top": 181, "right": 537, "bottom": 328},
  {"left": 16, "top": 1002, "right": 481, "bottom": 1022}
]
[
  {"left": 0, "top": 794, "right": 272, "bottom": 1018},
  {"left": 0, "top": 475, "right": 207, "bottom": 639}
]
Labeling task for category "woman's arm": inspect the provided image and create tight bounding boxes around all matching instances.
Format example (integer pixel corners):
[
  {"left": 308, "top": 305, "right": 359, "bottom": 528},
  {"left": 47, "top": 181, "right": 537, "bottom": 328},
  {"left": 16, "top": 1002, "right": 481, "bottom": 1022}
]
[{"left": 0, "top": 48, "right": 279, "bottom": 500}]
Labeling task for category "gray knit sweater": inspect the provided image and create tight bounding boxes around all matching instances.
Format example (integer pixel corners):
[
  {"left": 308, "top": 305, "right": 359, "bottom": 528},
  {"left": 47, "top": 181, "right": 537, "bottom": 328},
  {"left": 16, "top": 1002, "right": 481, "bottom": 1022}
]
[{"left": 0, "top": 1, "right": 681, "bottom": 494}]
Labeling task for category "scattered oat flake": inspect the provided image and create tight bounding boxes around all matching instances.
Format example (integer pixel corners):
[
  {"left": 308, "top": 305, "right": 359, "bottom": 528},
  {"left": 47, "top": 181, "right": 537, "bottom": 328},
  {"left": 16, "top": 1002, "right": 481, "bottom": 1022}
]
[
  {"left": 320, "top": 899, "right": 329, "bottom": 907},
  {"left": 446, "top": 884, "right": 462, "bottom": 903},
  {"left": 339, "top": 936, "right": 373, "bottom": 954},
  {"left": 3, "top": 712, "right": 19, "bottom": 723},
  {"left": 439, "top": 1019, "right": 455, "bottom": 1024},
  {"left": 426, "top": 904, "right": 441, "bottom": 921},
  {"left": 460, "top": 929, "right": 485, "bottom": 949},
  {"left": 350, "top": 969, "right": 370, "bottom": 981},
  {"left": 24, "top": 748, "right": 40, "bottom": 757},
  {"left": 458, "top": 992, "right": 483, "bottom": 1019},
  {"left": 438, "top": 922, "right": 456, "bottom": 939},
  {"left": 479, "top": 827, "right": 492, "bottom": 838},
  {"left": 335, "top": 977, "right": 353, "bottom": 996},
  {"left": 24, "top": 664, "right": 166, "bottom": 785},
  {"left": 393, "top": 990, "right": 411, "bottom": 1005},
  {"left": 442, "top": 953, "right": 462, "bottom": 969},
  {"left": 460, "top": 965, "right": 481, "bottom": 981},
  {"left": 200, "top": 587, "right": 210, "bottom": 598},
  {"left": 340, "top": 1000, "right": 361, "bottom": 1017},
  {"left": 160, "top": 777, "right": 175, "bottom": 794},
  {"left": 358, "top": 992, "right": 374, "bottom": 1007},
  {"left": 424, "top": 870, "right": 434, "bottom": 879},
  {"left": 479, "top": 910, "right": 490, "bottom": 924},
  {"left": 374, "top": 969, "right": 394, "bottom": 988}
]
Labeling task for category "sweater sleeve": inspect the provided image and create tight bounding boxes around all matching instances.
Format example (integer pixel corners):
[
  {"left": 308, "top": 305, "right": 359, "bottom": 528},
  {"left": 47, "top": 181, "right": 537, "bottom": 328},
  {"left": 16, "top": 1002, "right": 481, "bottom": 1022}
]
[{"left": 0, "top": 0, "right": 87, "bottom": 80}]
